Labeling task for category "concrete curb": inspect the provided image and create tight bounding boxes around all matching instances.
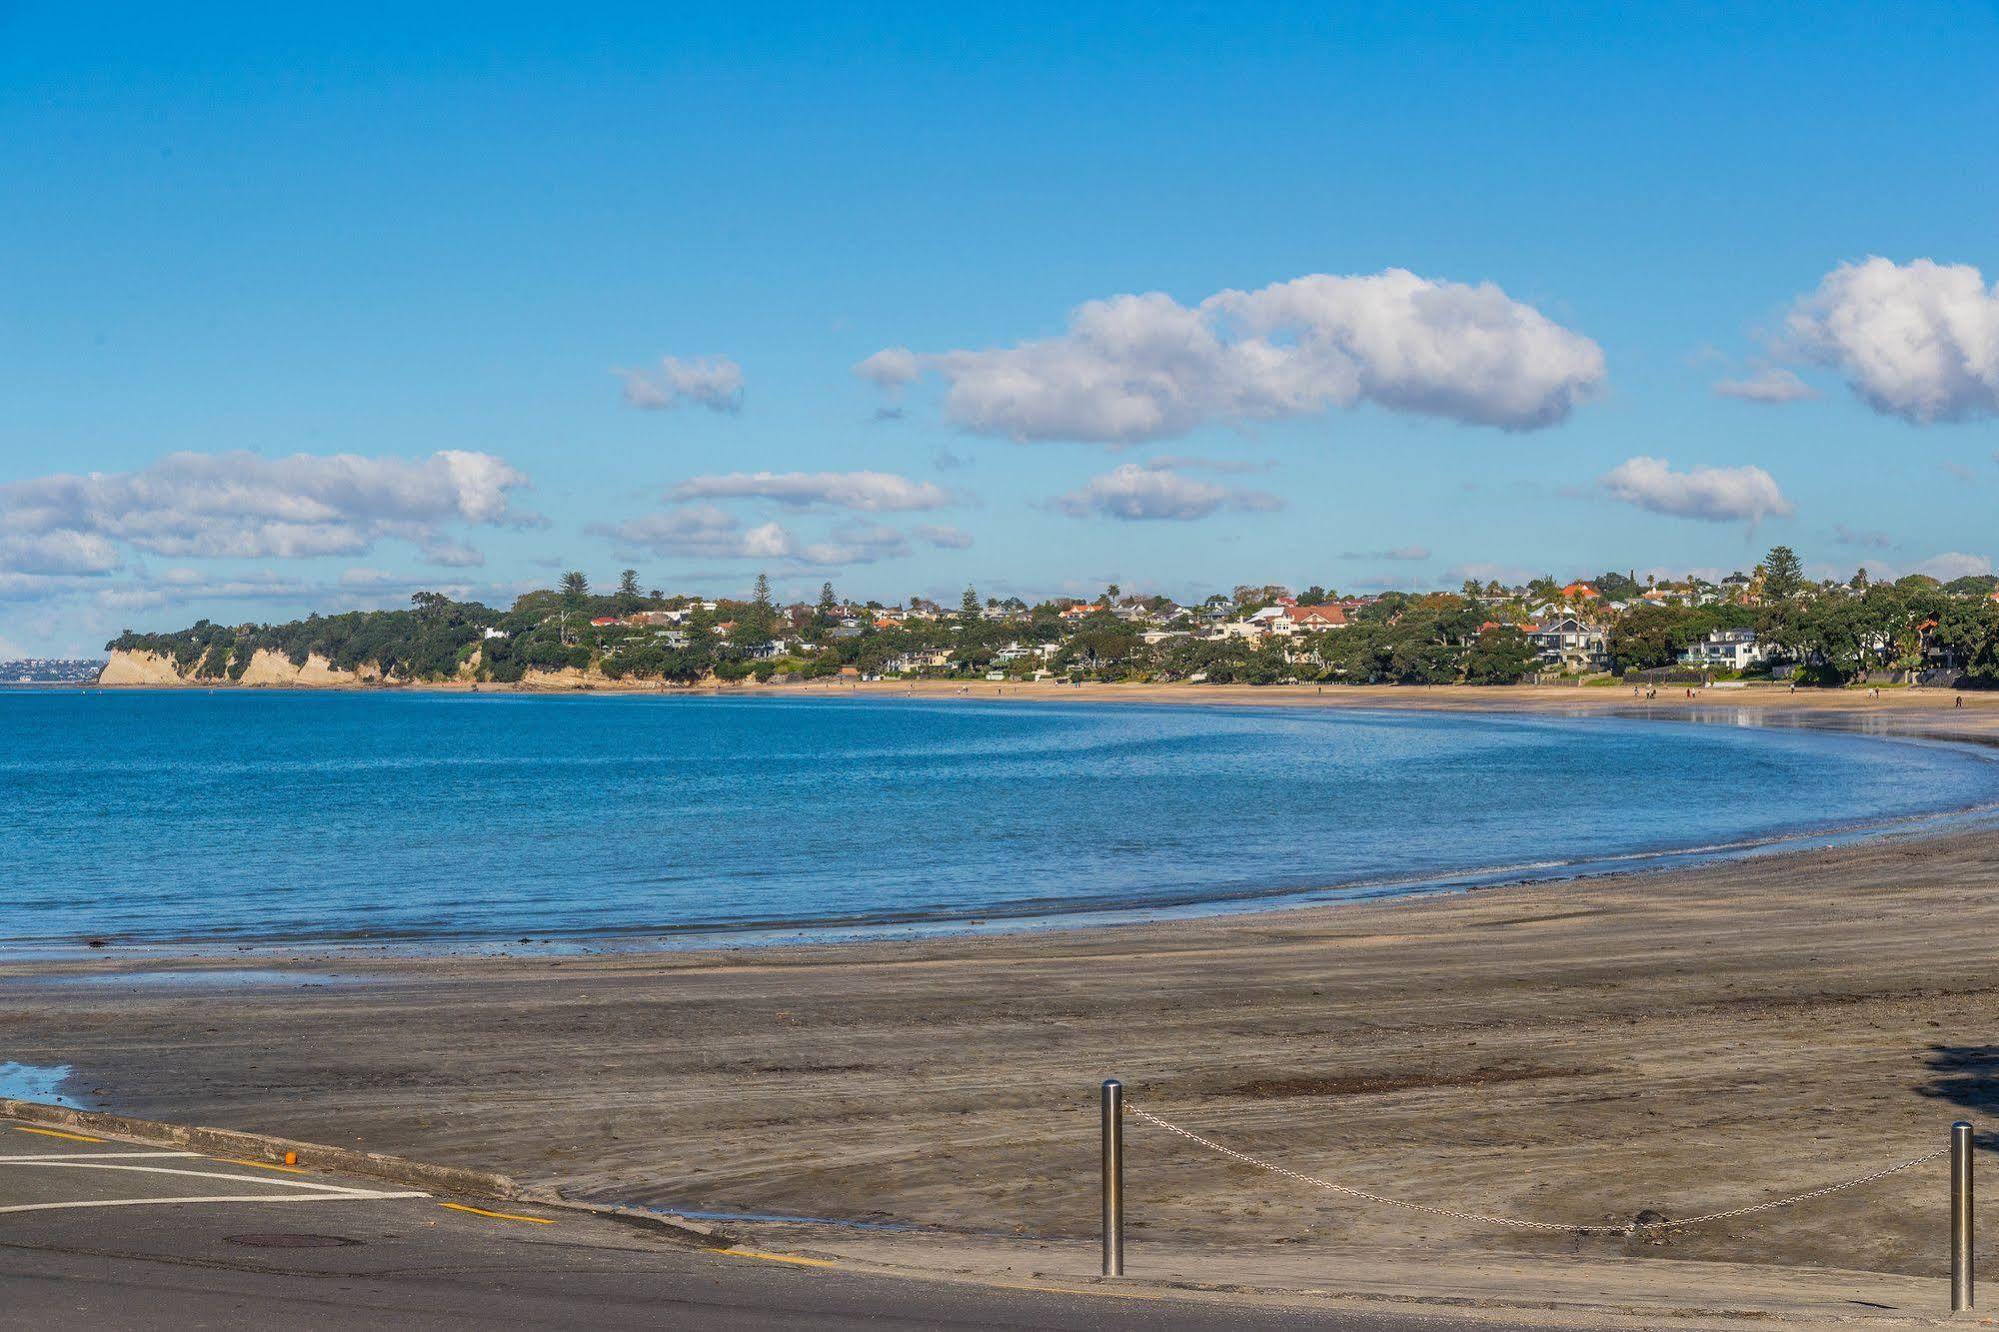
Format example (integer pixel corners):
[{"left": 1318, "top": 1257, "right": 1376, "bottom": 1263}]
[{"left": 0, "top": 1098, "right": 730, "bottom": 1248}]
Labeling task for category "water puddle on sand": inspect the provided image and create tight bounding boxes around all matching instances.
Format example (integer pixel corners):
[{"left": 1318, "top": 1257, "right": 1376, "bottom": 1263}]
[{"left": 0, "top": 1061, "right": 78, "bottom": 1107}]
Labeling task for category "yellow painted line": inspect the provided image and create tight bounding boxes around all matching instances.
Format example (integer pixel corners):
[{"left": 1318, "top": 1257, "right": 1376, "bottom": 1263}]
[
  {"left": 216, "top": 1157, "right": 311, "bottom": 1174},
  {"left": 719, "top": 1247, "right": 838, "bottom": 1269},
  {"left": 437, "top": 1201, "right": 555, "bottom": 1225},
  {"left": 12, "top": 1126, "right": 103, "bottom": 1143}
]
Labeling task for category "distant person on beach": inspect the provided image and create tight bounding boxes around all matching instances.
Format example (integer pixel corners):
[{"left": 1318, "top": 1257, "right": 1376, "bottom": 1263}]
[{"left": 1957, "top": 695, "right": 1965, "bottom": 708}]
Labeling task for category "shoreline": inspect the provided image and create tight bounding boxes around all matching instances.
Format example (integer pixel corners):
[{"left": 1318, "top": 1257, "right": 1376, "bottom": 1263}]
[
  {"left": 13, "top": 810, "right": 1999, "bottom": 1282},
  {"left": 14, "top": 685, "right": 1999, "bottom": 961},
  {"left": 17, "top": 689, "right": 1999, "bottom": 1307}
]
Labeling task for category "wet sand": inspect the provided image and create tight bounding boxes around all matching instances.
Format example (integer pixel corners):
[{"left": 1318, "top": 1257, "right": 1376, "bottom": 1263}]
[{"left": 10, "top": 688, "right": 1999, "bottom": 1304}]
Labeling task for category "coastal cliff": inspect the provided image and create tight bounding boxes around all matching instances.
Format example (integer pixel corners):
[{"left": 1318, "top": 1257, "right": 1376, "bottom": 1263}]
[
  {"left": 97, "top": 648, "right": 370, "bottom": 687},
  {"left": 96, "top": 646, "right": 603, "bottom": 690}
]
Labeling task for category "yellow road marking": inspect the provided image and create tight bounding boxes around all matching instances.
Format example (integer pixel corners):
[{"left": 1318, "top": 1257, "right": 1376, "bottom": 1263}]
[
  {"left": 12, "top": 1127, "right": 103, "bottom": 1143},
  {"left": 437, "top": 1201, "right": 555, "bottom": 1224},
  {"left": 720, "top": 1247, "right": 838, "bottom": 1269},
  {"left": 216, "top": 1157, "right": 311, "bottom": 1174}
]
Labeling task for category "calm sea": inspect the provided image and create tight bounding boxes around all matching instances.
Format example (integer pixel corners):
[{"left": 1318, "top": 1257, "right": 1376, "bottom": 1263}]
[{"left": 3, "top": 690, "right": 1994, "bottom": 950}]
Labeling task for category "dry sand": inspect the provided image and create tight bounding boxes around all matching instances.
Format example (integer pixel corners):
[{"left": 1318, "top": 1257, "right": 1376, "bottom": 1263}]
[{"left": 12, "top": 686, "right": 1999, "bottom": 1323}]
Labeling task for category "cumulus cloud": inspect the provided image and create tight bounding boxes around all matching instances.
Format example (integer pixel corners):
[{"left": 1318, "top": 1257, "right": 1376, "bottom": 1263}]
[
  {"left": 619, "top": 355, "right": 745, "bottom": 413},
  {"left": 1052, "top": 463, "right": 1283, "bottom": 521},
  {"left": 0, "top": 450, "right": 533, "bottom": 577},
  {"left": 1340, "top": 545, "right": 1430, "bottom": 561},
  {"left": 915, "top": 524, "right": 974, "bottom": 549},
  {"left": 0, "top": 530, "right": 122, "bottom": 577},
  {"left": 591, "top": 505, "right": 907, "bottom": 567},
  {"left": 1784, "top": 257, "right": 1999, "bottom": 423},
  {"left": 1913, "top": 552, "right": 1993, "bottom": 581},
  {"left": 1713, "top": 367, "right": 1817, "bottom": 404},
  {"left": 419, "top": 537, "right": 487, "bottom": 568},
  {"left": 1599, "top": 456, "right": 1794, "bottom": 525},
  {"left": 667, "top": 470, "right": 950, "bottom": 512},
  {"left": 857, "top": 269, "right": 1605, "bottom": 443}
]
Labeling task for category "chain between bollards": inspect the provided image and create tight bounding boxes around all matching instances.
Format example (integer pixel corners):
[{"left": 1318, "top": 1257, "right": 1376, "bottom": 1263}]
[
  {"left": 1101, "top": 1078, "right": 1124, "bottom": 1277},
  {"left": 1101, "top": 1079, "right": 1977, "bottom": 1310},
  {"left": 1953, "top": 1120, "right": 1974, "bottom": 1313}
]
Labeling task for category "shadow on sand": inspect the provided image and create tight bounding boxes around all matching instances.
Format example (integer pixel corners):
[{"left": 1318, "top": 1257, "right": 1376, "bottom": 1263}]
[{"left": 1917, "top": 1045, "right": 1999, "bottom": 1147}]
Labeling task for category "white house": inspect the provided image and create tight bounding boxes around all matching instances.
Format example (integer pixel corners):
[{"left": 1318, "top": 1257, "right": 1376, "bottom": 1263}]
[{"left": 1678, "top": 628, "right": 1767, "bottom": 671}]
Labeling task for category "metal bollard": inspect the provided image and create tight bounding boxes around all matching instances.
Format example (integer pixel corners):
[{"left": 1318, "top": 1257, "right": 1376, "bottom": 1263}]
[
  {"left": 1953, "top": 1120, "right": 1974, "bottom": 1312},
  {"left": 1101, "top": 1078, "right": 1124, "bottom": 1277}
]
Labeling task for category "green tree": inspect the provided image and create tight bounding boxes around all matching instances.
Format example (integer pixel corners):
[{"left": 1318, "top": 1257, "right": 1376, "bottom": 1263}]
[
  {"left": 736, "top": 572, "right": 779, "bottom": 643},
  {"left": 1762, "top": 545, "right": 1805, "bottom": 602},
  {"left": 619, "top": 569, "right": 640, "bottom": 598},
  {"left": 560, "top": 571, "right": 589, "bottom": 604},
  {"left": 818, "top": 581, "right": 838, "bottom": 616},
  {"left": 961, "top": 585, "right": 981, "bottom": 619},
  {"left": 1463, "top": 627, "right": 1538, "bottom": 685}
]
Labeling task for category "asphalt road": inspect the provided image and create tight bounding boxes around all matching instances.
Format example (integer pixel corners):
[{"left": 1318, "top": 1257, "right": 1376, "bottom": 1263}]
[{"left": 0, "top": 1116, "right": 1558, "bottom": 1329}]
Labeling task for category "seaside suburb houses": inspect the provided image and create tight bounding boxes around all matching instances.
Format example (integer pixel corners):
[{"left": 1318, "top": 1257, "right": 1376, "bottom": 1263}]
[
  {"left": 1678, "top": 628, "right": 1768, "bottom": 671},
  {"left": 1526, "top": 615, "right": 1609, "bottom": 674}
]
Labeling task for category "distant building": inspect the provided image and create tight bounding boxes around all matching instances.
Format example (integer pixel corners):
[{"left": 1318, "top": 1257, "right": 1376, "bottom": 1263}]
[
  {"left": 1290, "top": 604, "right": 1350, "bottom": 631},
  {"left": 1678, "top": 628, "right": 1767, "bottom": 671},
  {"left": 1527, "top": 616, "right": 1608, "bottom": 673}
]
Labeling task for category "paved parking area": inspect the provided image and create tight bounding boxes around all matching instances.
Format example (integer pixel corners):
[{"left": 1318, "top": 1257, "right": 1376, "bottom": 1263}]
[
  {"left": 0, "top": 1119, "right": 430, "bottom": 1216},
  {"left": 0, "top": 1115, "right": 1554, "bottom": 1329}
]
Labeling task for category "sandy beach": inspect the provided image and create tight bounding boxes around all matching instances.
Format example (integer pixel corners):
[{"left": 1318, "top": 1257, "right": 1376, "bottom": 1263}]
[{"left": 12, "top": 686, "right": 1999, "bottom": 1320}]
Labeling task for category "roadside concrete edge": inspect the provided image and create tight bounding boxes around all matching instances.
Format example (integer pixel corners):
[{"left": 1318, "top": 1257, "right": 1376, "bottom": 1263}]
[{"left": 0, "top": 1097, "right": 731, "bottom": 1248}]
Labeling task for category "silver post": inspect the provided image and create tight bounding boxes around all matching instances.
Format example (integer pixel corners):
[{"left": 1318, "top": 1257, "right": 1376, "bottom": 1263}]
[
  {"left": 1953, "top": 1120, "right": 1974, "bottom": 1312},
  {"left": 1101, "top": 1078, "right": 1124, "bottom": 1277}
]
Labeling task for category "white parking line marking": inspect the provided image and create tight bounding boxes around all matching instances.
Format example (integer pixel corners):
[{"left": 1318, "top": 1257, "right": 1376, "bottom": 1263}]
[
  {"left": 0, "top": 1192, "right": 430, "bottom": 1215},
  {"left": 0, "top": 1151, "right": 200, "bottom": 1162},
  {"left": 1, "top": 1161, "right": 426, "bottom": 1197}
]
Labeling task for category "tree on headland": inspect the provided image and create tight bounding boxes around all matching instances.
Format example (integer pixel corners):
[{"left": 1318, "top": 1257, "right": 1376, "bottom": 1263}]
[
  {"left": 961, "top": 585, "right": 981, "bottom": 618},
  {"left": 735, "top": 572, "right": 780, "bottom": 644},
  {"left": 818, "top": 582, "right": 838, "bottom": 616},
  {"left": 560, "top": 571, "right": 589, "bottom": 604},
  {"left": 619, "top": 569, "right": 640, "bottom": 598}
]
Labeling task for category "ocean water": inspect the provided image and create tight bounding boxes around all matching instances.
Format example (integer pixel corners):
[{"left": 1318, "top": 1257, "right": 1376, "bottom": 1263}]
[{"left": 2, "top": 690, "right": 1995, "bottom": 950}]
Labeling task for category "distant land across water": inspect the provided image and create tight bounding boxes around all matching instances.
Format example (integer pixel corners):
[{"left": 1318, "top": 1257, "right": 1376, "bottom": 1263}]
[
  {"left": 4, "top": 690, "right": 1997, "bottom": 951},
  {"left": 0, "top": 660, "right": 104, "bottom": 685}
]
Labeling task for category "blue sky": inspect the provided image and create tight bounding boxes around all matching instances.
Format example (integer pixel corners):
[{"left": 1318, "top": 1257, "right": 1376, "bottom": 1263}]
[{"left": 3, "top": 2, "right": 1998, "bottom": 654}]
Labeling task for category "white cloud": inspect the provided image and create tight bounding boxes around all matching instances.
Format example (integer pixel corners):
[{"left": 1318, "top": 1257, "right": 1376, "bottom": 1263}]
[
  {"left": 1784, "top": 257, "right": 1999, "bottom": 423},
  {"left": 1713, "top": 367, "right": 1817, "bottom": 404},
  {"left": 0, "top": 450, "right": 533, "bottom": 571},
  {"left": 0, "top": 530, "right": 122, "bottom": 576},
  {"left": 1341, "top": 545, "right": 1430, "bottom": 561},
  {"left": 619, "top": 355, "right": 745, "bottom": 413},
  {"left": 1052, "top": 463, "right": 1283, "bottom": 521},
  {"left": 419, "top": 537, "right": 487, "bottom": 568},
  {"left": 667, "top": 470, "right": 951, "bottom": 512},
  {"left": 1599, "top": 456, "right": 1794, "bottom": 525},
  {"left": 591, "top": 505, "right": 907, "bottom": 567},
  {"left": 915, "top": 524, "right": 974, "bottom": 549},
  {"left": 855, "top": 347, "right": 922, "bottom": 390},
  {"left": 1913, "top": 552, "right": 1993, "bottom": 582},
  {"left": 858, "top": 269, "right": 1605, "bottom": 443},
  {"left": 794, "top": 523, "right": 910, "bottom": 567}
]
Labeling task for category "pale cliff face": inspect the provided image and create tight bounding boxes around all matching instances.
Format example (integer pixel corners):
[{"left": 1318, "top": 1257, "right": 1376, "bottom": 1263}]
[
  {"left": 93, "top": 646, "right": 629, "bottom": 689},
  {"left": 96, "top": 647, "right": 369, "bottom": 688},
  {"left": 95, "top": 650, "right": 188, "bottom": 686}
]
